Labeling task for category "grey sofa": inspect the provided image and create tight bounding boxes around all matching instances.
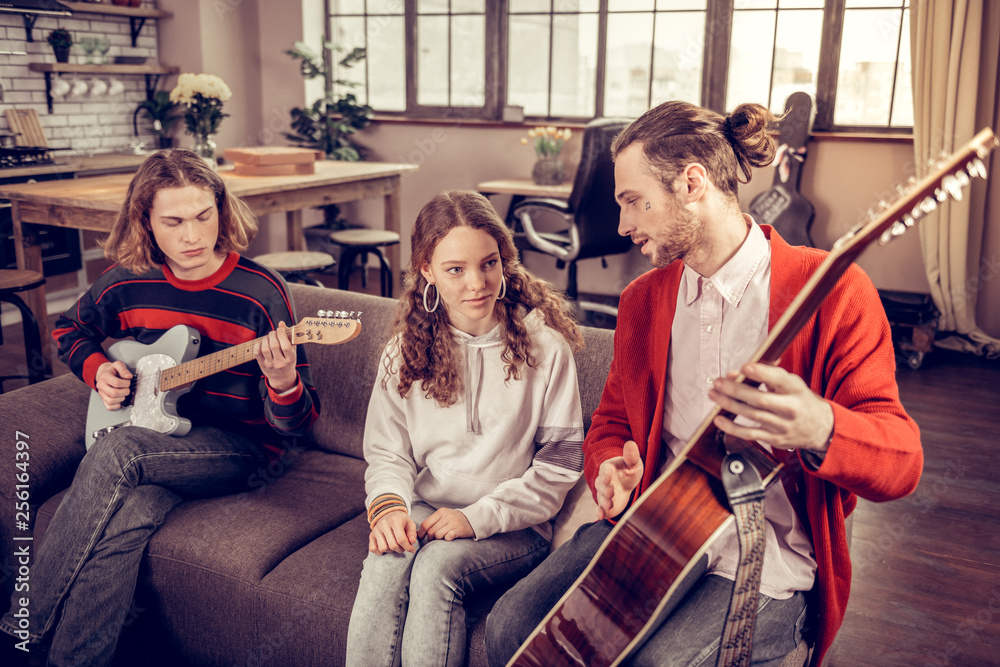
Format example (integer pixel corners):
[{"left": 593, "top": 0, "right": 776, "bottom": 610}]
[{"left": 0, "top": 284, "right": 612, "bottom": 666}]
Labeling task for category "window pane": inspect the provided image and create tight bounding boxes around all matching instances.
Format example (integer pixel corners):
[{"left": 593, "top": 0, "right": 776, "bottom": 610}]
[
  {"left": 367, "top": 16, "right": 405, "bottom": 111},
  {"left": 651, "top": 11, "right": 704, "bottom": 106},
  {"left": 330, "top": 17, "right": 368, "bottom": 103},
  {"left": 417, "top": 16, "right": 449, "bottom": 106},
  {"left": 609, "top": 0, "right": 655, "bottom": 10},
  {"left": 604, "top": 13, "right": 654, "bottom": 117},
  {"left": 734, "top": 0, "right": 776, "bottom": 8},
  {"left": 550, "top": 13, "right": 597, "bottom": 117},
  {"left": 368, "top": 0, "right": 400, "bottom": 12},
  {"left": 770, "top": 9, "right": 822, "bottom": 113},
  {"left": 452, "top": 16, "right": 485, "bottom": 106},
  {"left": 889, "top": 9, "right": 913, "bottom": 127},
  {"left": 726, "top": 10, "right": 776, "bottom": 110},
  {"left": 453, "top": 0, "right": 485, "bottom": 12},
  {"left": 417, "top": 0, "right": 449, "bottom": 13},
  {"left": 657, "top": 0, "right": 706, "bottom": 8},
  {"left": 331, "top": 0, "right": 364, "bottom": 14},
  {"left": 510, "top": 0, "right": 551, "bottom": 11},
  {"left": 834, "top": 8, "right": 905, "bottom": 126},
  {"left": 778, "top": 0, "right": 823, "bottom": 7},
  {"left": 508, "top": 13, "right": 552, "bottom": 116}
]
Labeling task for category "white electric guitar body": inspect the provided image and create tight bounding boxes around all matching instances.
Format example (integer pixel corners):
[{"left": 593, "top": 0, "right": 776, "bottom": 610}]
[{"left": 85, "top": 317, "right": 362, "bottom": 449}]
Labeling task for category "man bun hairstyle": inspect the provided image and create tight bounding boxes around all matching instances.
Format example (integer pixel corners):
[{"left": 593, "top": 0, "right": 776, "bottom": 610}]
[{"left": 611, "top": 100, "right": 782, "bottom": 197}]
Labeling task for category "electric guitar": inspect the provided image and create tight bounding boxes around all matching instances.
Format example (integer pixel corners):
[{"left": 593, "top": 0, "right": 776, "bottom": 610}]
[
  {"left": 508, "top": 128, "right": 999, "bottom": 666},
  {"left": 84, "top": 317, "right": 362, "bottom": 449}
]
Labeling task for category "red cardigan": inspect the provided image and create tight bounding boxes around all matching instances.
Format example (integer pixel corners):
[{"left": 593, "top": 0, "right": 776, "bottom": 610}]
[{"left": 583, "top": 226, "right": 923, "bottom": 665}]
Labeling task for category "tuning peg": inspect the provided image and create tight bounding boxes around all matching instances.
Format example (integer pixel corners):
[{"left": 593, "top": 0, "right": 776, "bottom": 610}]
[
  {"left": 942, "top": 175, "right": 963, "bottom": 202},
  {"left": 919, "top": 196, "right": 938, "bottom": 214},
  {"left": 967, "top": 157, "right": 987, "bottom": 179},
  {"left": 891, "top": 220, "right": 907, "bottom": 236},
  {"left": 903, "top": 214, "right": 916, "bottom": 227}
]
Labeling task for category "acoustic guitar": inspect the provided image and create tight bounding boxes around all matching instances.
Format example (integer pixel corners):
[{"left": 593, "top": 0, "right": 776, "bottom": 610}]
[
  {"left": 508, "top": 128, "right": 999, "bottom": 666},
  {"left": 748, "top": 92, "right": 815, "bottom": 247},
  {"left": 85, "top": 316, "right": 361, "bottom": 449}
]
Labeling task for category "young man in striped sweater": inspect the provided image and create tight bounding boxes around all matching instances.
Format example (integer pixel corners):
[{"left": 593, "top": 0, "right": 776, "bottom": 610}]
[
  {"left": 0, "top": 150, "right": 319, "bottom": 666},
  {"left": 487, "top": 101, "right": 922, "bottom": 666}
]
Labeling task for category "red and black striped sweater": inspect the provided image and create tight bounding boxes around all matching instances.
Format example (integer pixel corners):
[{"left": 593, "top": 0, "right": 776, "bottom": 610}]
[{"left": 53, "top": 252, "right": 320, "bottom": 452}]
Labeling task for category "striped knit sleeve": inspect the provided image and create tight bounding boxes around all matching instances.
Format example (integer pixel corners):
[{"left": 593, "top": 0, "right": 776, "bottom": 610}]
[
  {"left": 52, "top": 271, "right": 126, "bottom": 388},
  {"left": 256, "top": 270, "right": 320, "bottom": 436}
]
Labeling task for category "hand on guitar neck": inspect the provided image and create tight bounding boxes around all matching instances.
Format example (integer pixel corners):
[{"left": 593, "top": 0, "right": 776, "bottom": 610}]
[
  {"left": 595, "top": 439, "right": 644, "bottom": 520},
  {"left": 252, "top": 321, "right": 297, "bottom": 393}
]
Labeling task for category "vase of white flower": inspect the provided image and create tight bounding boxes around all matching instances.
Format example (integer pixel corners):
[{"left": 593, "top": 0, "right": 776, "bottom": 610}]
[
  {"left": 170, "top": 73, "right": 232, "bottom": 171},
  {"left": 521, "top": 126, "right": 572, "bottom": 185}
]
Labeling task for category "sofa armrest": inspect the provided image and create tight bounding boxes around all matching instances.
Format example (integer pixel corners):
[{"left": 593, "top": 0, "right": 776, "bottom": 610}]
[{"left": 0, "top": 374, "right": 89, "bottom": 609}]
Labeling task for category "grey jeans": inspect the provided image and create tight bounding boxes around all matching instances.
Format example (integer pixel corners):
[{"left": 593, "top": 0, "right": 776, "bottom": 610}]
[
  {"left": 486, "top": 520, "right": 808, "bottom": 667},
  {"left": 0, "top": 425, "right": 269, "bottom": 667},
  {"left": 346, "top": 502, "right": 551, "bottom": 667}
]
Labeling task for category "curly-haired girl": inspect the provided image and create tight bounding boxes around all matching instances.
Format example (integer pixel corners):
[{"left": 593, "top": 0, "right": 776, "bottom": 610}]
[{"left": 346, "top": 189, "right": 585, "bottom": 666}]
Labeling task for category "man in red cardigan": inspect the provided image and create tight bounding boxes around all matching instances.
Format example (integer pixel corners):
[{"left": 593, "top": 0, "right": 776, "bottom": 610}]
[{"left": 486, "top": 100, "right": 922, "bottom": 667}]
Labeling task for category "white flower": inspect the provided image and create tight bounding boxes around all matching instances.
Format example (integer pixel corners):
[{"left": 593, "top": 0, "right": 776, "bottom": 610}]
[{"left": 170, "top": 73, "right": 232, "bottom": 105}]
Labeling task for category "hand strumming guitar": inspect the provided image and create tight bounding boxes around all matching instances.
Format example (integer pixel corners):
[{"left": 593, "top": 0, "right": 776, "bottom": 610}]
[
  {"left": 95, "top": 360, "right": 133, "bottom": 410},
  {"left": 595, "top": 439, "right": 644, "bottom": 521}
]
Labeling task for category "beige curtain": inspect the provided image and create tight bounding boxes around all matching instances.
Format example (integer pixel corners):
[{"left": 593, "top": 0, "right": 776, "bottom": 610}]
[{"left": 911, "top": 0, "right": 1000, "bottom": 356}]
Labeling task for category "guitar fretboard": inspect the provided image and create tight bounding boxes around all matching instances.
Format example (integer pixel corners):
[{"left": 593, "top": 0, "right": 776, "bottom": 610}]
[{"left": 156, "top": 320, "right": 354, "bottom": 392}]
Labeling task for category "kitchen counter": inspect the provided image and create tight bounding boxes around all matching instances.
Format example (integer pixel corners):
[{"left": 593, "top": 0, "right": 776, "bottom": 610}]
[{"left": 0, "top": 152, "right": 150, "bottom": 181}]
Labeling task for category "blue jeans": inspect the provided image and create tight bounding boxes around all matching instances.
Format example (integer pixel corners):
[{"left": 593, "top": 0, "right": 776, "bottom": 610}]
[
  {"left": 346, "top": 502, "right": 551, "bottom": 667},
  {"left": 486, "top": 520, "right": 807, "bottom": 667},
  {"left": 0, "top": 425, "right": 269, "bottom": 667}
]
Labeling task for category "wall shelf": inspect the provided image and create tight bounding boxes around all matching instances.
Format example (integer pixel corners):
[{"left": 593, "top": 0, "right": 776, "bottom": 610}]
[
  {"left": 59, "top": 2, "right": 173, "bottom": 47},
  {"left": 29, "top": 63, "right": 180, "bottom": 113}
]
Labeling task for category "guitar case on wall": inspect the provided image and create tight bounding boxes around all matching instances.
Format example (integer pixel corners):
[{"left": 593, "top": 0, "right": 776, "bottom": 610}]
[{"left": 749, "top": 91, "right": 815, "bottom": 247}]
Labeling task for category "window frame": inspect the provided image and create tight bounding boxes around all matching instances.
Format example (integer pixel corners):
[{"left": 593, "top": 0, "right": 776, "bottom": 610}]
[{"left": 325, "top": 0, "right": 912, "bottom": 134}]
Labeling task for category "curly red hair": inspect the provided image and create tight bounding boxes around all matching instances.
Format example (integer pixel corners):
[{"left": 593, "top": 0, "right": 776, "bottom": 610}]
[{"left": 384, "top": 190, "right": 583, "bottom": 407}]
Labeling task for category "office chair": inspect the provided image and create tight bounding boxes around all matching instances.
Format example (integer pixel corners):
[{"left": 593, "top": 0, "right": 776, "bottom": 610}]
[{"left": 510, "top": 117, "right": 633, "bottom": 315}]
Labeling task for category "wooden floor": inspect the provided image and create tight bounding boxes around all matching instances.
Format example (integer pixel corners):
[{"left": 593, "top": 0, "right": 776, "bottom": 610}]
[{"left": 1, "top": 294, "right": 998, "bottom": 665}]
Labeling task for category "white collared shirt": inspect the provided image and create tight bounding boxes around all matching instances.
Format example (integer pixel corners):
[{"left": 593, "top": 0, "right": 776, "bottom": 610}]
[{"left": 660, "top": 220, "right": 817, "bottom": 599}]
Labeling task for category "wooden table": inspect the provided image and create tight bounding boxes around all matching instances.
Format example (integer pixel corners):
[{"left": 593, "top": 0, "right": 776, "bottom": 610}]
[
  {"left": 2, "top": 160, "right": 418, "bottom": 367},
  {"left": 476, "top": 178, "right": 572, "bottom": 200}
]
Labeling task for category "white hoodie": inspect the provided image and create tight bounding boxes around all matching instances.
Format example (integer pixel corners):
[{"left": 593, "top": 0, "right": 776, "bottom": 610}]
[{"left": 362, "top": 309, "right": 584, "bottom": 541}]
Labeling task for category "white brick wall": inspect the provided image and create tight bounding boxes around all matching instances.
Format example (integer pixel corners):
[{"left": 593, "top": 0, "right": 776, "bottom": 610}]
[{"left": 0, "top": 1, "right": 167, "bottom": 154}]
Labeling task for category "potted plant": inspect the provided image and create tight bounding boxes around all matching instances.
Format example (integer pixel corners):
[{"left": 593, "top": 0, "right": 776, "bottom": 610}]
[
  {"left": 284, "top": 41, "right": 374, "bottom": 163},
  {"left": 284, "top": 41, "right": 375, "bottom": 229},
  {"left": 47, "top": 28, "right": 72, "bottom": 64},
  {"left": 134, "top": 91, "right": 181, "bottom": 149}
]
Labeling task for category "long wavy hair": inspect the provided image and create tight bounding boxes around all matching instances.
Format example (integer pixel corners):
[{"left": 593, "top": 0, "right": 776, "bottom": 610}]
[
  {"left": 102, "top": 149, "right": 258, "bottom": 275},
  {"left": 384, "top": 190, "right": 583, "bottom": 407},
  {"left": 611, "top": 100, "right": 782, "bottom": 197}
]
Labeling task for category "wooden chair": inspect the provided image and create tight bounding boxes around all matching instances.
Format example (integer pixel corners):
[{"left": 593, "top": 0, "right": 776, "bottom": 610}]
[{"left": 0, "top": 269, "right": 46, "bottom": 391}]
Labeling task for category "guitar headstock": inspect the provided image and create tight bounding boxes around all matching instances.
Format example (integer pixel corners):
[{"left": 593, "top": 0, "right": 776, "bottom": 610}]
[
  {"left": 292, "top": 317, "right": 362, "bottom": 345},
  {"left": 832, "top": 127, "right": 999, "bottom": 257}
]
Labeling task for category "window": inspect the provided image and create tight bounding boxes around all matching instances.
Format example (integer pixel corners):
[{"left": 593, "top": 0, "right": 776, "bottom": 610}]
[{"left": 326, "top": 0, "right": 912, "bottom": 131}]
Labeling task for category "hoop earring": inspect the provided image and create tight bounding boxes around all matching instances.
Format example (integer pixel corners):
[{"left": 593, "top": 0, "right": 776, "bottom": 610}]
[
  {"left": 498, "top": 274, "right": 507, "bottom": 300},
  {"left": 423, "top": 282, "right": 440, "bottom": 313}
]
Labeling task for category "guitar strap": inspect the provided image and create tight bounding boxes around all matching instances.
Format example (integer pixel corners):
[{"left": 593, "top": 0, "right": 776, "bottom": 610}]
[{"left": 716, "top": 452, "right": 767, "bottom": 667}]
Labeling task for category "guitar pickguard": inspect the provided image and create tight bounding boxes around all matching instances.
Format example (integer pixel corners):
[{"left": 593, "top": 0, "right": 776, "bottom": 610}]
[
  {"left": 85, "top": 325, "right": 201, "bottom": 449},
  {"left": 129, "top": 353, "right": 188, "bottom": 436}
]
